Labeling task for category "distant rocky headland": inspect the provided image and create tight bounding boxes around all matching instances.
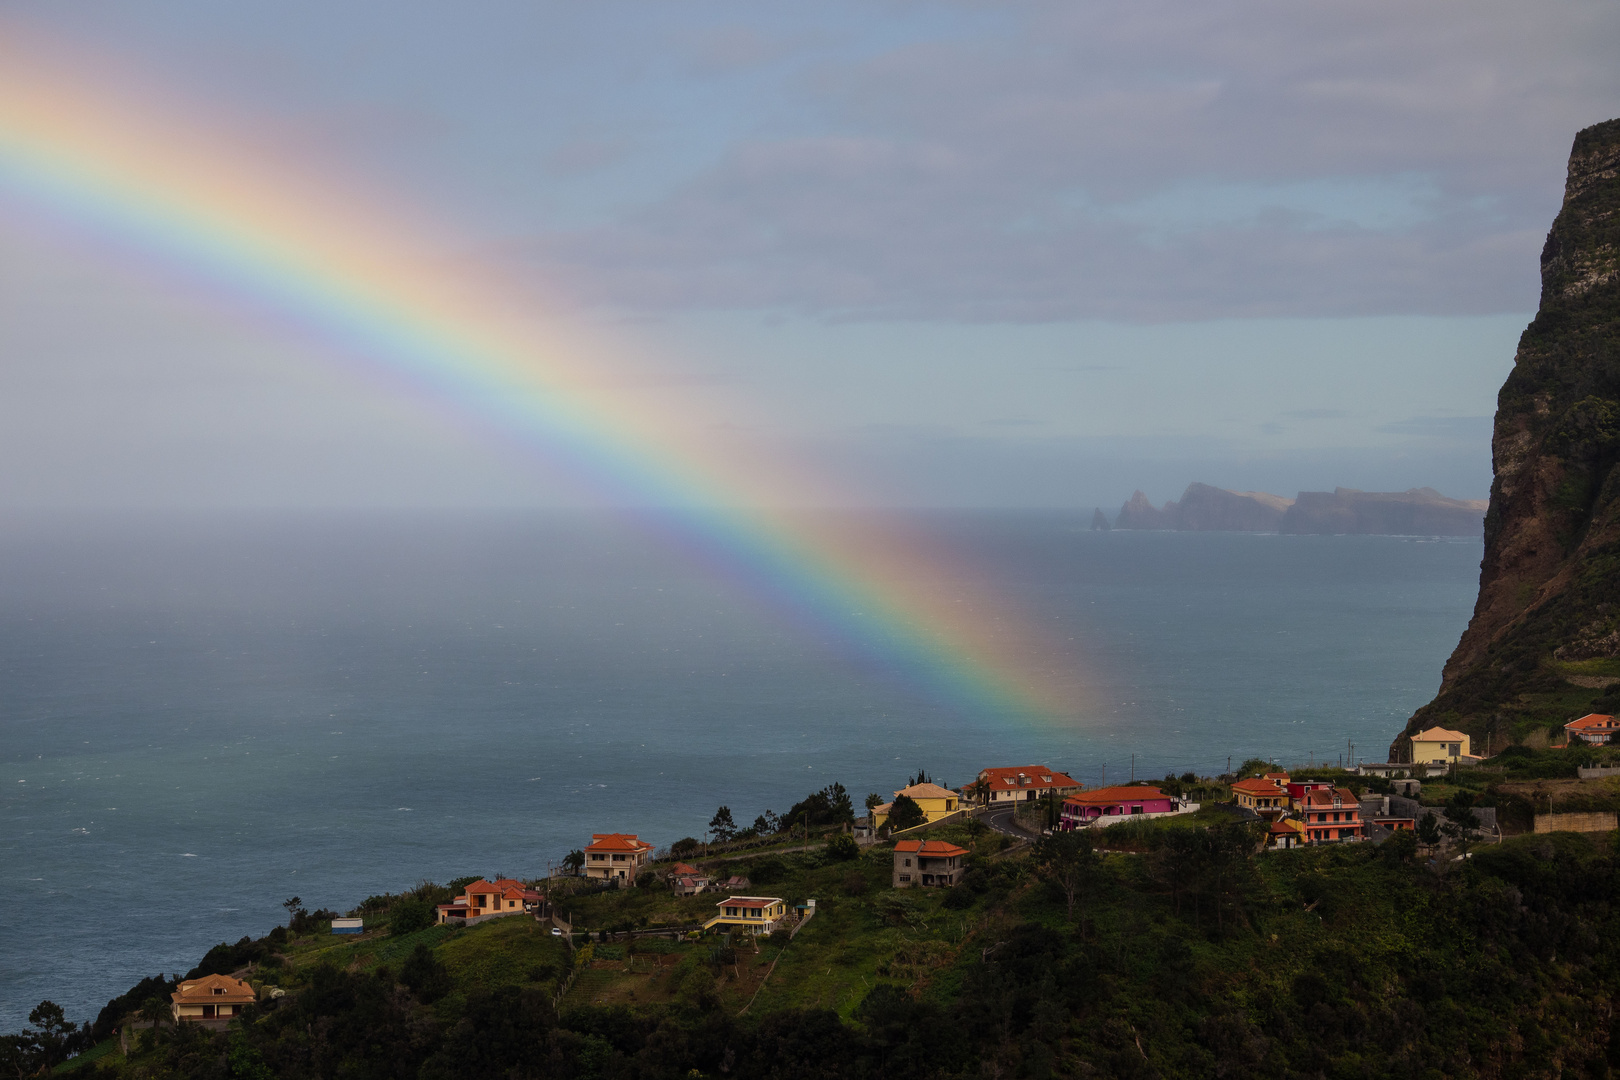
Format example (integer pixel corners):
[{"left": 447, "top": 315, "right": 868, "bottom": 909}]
[{"left": 1102, "top": 482, "right": 1488, "bottom": 536}]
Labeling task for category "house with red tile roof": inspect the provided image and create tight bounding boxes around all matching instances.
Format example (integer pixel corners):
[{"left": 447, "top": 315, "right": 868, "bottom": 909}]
[
  {"left": 435, "top": 878, "right": 543, "bottom": 924},
  {"left": 1301, "top": 787, "right": 1364, "bottom": 844},
  {"left": 1059, "top": 786, "right": 1179, "bottom": 829},
  {"left": 1230, "top": 778, "right": 1290, "bottom": 820},
  {"left": 970, "top": 766, "right": 1081, "bottom": 806},
  {"left": 892, "top": 839, "right": 968, "bottom": 887},
  {"left": 171, "top": 973, "right": 255, "bottom": 1026},
  {"left": 1266, "top": 819, "right": 1306, "bottom": 850},
  {"left": 1566, "top": 713, "right": 1619, "bottom": 746},
  {"left": 584, "top": 833, "right": 653, "bottom": 883},
  {"left": 1281, "top": 779, "right": 1335, "bottom": 810}
]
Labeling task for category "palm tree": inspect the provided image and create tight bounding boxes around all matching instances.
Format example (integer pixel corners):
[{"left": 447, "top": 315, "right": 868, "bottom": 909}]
[
  {"left": 138, "top": 996, "right": 169, "bottom": 1048},
  {"left": 562, "top": 850, "right": 585, "bottom": 876}
]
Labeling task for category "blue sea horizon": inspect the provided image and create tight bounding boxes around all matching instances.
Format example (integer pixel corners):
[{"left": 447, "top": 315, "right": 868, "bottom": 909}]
[{"left": 0, "top": 509, "right": 1481, "bottom": 1030}]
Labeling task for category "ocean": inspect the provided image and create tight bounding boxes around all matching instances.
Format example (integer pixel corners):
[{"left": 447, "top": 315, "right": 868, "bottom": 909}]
[{"left": 0, "top": 510, "right": 1482, "bottom": 1030}]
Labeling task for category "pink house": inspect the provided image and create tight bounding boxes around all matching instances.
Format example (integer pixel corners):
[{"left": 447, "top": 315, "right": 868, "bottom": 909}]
[{"left": 1060, "top": 786, "right": 1178, "bottom": 829}]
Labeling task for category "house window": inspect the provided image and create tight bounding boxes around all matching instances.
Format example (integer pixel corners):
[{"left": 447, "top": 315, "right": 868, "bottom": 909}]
[
  {"left": 899, "top": 874, "right": 910, "bottom": 882},
  {"left": 904, "top": 858, "right": 911, "bottom": 866},
  {"left": 1131, "top": 806, "right": 1143, "bottom": 815}
]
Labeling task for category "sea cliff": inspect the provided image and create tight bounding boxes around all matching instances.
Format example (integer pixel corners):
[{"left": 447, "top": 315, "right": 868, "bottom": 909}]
[{"left": 1398, "top": 117, "right": 1620, "bottom": 755}]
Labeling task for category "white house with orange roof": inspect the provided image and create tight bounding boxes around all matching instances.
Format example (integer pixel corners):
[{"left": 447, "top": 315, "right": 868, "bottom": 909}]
[
  {"left": 171, "top": 973, "right": 255, "bottom": 1025},
  {"left": 435, "top": 878, "right": 542, "bottom": 924},
  {"left": 584, "top": 833, "right": 653, "bottom": 883},
  {"left": 970, "top": 766, "right": 1081, "bottom": 806},
  {"left": 1566, "top": 713, "right": 1619, "bottom": 746}
]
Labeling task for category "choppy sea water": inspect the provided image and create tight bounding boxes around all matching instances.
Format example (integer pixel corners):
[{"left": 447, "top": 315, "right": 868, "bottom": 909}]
[{"left": 0, "top": 510, "right": 1481, "bottom": 1029}]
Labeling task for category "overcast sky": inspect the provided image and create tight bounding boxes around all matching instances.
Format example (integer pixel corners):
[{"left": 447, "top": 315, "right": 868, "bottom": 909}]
[{"left": 1, "top": 0, "right": 1617, "bottom": 509}]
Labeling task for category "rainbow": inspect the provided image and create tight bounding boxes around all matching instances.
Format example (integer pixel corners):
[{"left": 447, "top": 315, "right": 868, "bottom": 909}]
[{"left": 0, "top": 33, "right": 1090, "bottom": 726}]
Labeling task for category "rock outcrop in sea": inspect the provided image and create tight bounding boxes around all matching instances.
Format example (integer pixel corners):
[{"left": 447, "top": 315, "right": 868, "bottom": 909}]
[
  {"left": 1396, "top": 117, "right": 1620, "bottom": 756},
  {"left": 1113, "top": 483, "right": 1483, "bottom": 535}
]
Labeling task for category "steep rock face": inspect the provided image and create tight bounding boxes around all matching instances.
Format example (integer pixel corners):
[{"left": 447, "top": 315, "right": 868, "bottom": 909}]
[
  {"left": 1116, "top": 490, "right": 1178, "bottom": 529},
  {"left": 1177, "top": 483, "right": 1293, "bottom": 531},
  {"left": 1398, "top": 118, "right": 1620, "bottom": 755},
  {"left": 1279, "top": 488, "right": 1487, "bottom": 536}
]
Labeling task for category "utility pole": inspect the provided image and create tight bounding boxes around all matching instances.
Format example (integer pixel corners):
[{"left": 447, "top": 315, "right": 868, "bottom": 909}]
[
  {"left": 1101, "top": 763, "right": 1106, "bottom": 787},
  {"left": 1130, "top": 754, "right": 1134, "bottom": 783}
]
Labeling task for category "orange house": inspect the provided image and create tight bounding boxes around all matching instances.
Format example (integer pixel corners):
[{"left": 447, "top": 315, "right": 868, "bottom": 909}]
[
  {"left": 170, "top": 973, "right": 255, "bottom": 1024},
  {"left": 436, "top": 878, "right": 542, "bottom": 923},
  {"left": 1302, "top": 787, "right": 1364, "bottom": 843},
  {"left": 1566, "top": 713, "right": 1619, "bottom": 746}
]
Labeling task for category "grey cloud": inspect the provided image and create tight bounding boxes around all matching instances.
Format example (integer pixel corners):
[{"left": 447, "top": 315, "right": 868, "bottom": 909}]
[
  {"left": 1283, "top": 409, "right": 1349, "bottom": 420},
  {"left": 526, "top": 0, "right": 1617, "bottom": 321},
  {"left": 1375, "top": 415, "right": 1494, "bottom": 438}
]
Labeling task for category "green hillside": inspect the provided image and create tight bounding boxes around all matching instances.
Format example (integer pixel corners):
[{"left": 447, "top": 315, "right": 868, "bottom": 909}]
[{"left": 13, "top": 816, "right": 1620, "bottom": 1080}]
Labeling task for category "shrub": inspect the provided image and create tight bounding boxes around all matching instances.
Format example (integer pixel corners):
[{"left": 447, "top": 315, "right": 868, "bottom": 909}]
[
  {"left": 749, "top": 856, "right": 786, "bottom": 884},
  {"left": 842, "top": 871, "right": 869, "bottom": 897},
  {"left": 389, "top": 898, "right": 434, "bottom": 937},
  {"left": 887, "top": 794, "right": 926, "bottom": 832},
  {"left": 826, "top": 834, "right": 860, "bottom": 861},
  {"left": 400, "top": 944, "right": 451, "bottom": 1003}
]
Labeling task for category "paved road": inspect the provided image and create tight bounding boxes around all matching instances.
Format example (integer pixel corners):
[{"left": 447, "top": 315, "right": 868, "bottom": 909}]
[{"left": 981, "top": 807, "right": 1037, "bottom": 838}]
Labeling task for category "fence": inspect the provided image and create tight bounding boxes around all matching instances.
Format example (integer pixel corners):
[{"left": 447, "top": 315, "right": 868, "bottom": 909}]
[{"left": 1534, "top": 811, "right": 1619, "bottom": 834}]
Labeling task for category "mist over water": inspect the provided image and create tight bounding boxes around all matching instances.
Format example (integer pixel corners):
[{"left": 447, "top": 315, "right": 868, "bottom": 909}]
[{"left": 0, "top": 510, "right": 1480, "bottom": 1028}]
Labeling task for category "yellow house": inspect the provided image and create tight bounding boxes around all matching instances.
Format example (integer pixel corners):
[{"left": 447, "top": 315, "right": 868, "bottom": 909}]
[
  {"left": 1230, "top": 778, "right": 1289, "bottom": 820},
  {"left": 871, "top": 783, "right": 960, "bottom": 831},
  {"left": 1410, "top": 727, "right": 1471, "bottom": 766},
  {"left": 702, "top": 896, "right": 788, "bottom": 935}
]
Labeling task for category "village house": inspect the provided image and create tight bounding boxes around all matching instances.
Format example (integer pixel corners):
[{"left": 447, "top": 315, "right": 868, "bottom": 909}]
[
  {"left": 1359, "top": 795, "right": 1416, "bottom": 834},
  {"left": 1409, "top": 726, "right": 1472, "bottom": 766},
  {"left": 1301, "top": 787, "right": 1365, "bottom": 843},
  {"left": 871, "top": 783, "right": 961, "bottom": 831},
  {"left": 1566, "top": 713, "right": 1619, "bottom": 746},
  {"left": 1266, "top": 819, "right": 1307, "bottom": 849},
  {"left": 892, "top": 839, "right": 968, "bottom": 887},
  {"left": 702, "top": 896, "right": 788, "bottom": 935},
  {"left": 435, "top": 878, "right": 542, "bottom": 924},
  {"left": 970, "top": 766, "right": 1082, "bottom": 806},
  {"left": 1280, "top": 778, "right": 1335, "bottom": 810},
  {"left": 1060, "top": 785, "right": 1180, "bottom": 828},
  {"left": 583, "top": 833, "right": 653, "bottom": 883},
  {"left": 667, "top": 862, "right": 710, "bottom": 896},
  {"left": 1230, "top": 778, "right": 1290, "bottom": 820},
  {"left": 170, "top": 973, "right": 255, "bottom": 1025}
]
